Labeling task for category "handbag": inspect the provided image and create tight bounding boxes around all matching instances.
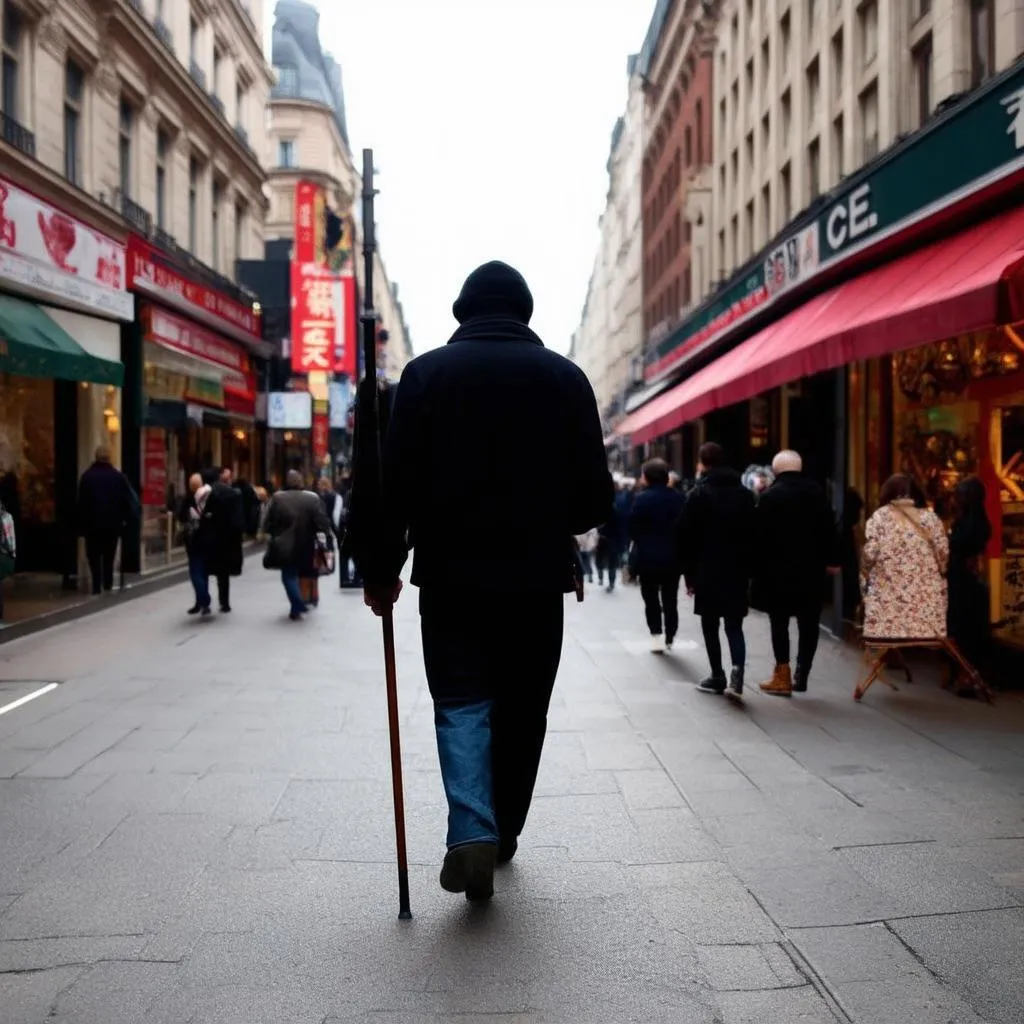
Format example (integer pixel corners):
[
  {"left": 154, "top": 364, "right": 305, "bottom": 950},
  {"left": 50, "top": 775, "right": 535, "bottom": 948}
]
[{"left": 313, "top": 531, "right": 336, "bottom": 577}]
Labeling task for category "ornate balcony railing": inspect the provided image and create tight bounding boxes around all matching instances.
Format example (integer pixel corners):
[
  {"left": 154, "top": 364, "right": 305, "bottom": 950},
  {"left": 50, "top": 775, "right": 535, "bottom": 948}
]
[
  {"left": 153, "top": 17, "right": 173, "bottom": 52},
  {"left": 189, "top": 61, "right": 207, "bottom": 91},
  {"left": 0, "top": 111, "right": 36, "bottom": 159},
  {"left": 121, "top": 194, "right": 152, "bottom": 236},
  {"left": 210, "top": 94, "right": 225, "bottom": 118}
]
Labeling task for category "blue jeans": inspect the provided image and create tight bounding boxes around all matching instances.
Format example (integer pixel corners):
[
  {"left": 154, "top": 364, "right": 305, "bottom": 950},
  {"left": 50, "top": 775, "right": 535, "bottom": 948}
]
[
  {"left": 188, "top": 551, "right": 210, "bottom": 609},
  {"left": 434, "top": 699, "right": 499, "bottom": 849},
  {"left": 281, "top": 568, "right": 306, "bottom": 615}
]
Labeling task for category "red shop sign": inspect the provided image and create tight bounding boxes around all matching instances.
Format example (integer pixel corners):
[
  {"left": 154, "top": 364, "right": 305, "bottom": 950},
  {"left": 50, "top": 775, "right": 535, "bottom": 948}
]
[
  {"left": 290, "top": 261, "right": 356, "bottom": 377},
  {"left": 142, "top": 429, "right": 168, "bottom": 507},
  {"left": 143, "top": 304, "right": 249, "bottom": 374},
  {"left": 127, "top": 237, "right": 260, "bottom": 345}
]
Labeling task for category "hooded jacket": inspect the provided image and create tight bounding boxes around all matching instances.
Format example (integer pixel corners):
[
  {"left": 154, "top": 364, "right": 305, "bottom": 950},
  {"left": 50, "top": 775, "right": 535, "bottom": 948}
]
[{"left": 353, "top": 261, "right": 613, "bottom": 592}]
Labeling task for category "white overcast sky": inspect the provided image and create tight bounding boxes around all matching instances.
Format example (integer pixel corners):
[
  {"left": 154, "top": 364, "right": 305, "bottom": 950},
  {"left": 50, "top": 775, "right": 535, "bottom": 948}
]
[{"left": 266, "top": 0, "right": 653, "bottom": 356}]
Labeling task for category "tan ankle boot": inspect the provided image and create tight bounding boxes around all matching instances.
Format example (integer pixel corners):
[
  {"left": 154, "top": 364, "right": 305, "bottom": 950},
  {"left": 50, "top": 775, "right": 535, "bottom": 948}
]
[{"left": 760, "top": 664, "right": 793, "bottom": 697}]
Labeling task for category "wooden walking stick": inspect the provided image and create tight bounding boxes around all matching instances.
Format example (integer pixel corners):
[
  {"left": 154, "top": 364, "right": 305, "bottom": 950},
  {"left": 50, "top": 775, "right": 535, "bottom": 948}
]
[{"left": 358, "top": 148, "right": 412, "bottom": 920}]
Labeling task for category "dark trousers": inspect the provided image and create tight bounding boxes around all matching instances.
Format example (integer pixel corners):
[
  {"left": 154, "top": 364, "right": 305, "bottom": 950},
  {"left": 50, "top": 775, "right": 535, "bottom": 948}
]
[
  {"left": 216, "top": 575, "right": 230, "bottom": 609},
  {"left": 420, "top": 589, "right": 564, "bottom": 848},
  {"left": 85, "top": 533, "right": 119, "bottom": 594},
  {"left": 700, "top": 614, "right": 746, "bottom": 677},
  {"left": 769, "top": 606, "right": 822, "bottom": 675},
  {"left": 640, "top": 572, "right": 680, "bottom": 640}
]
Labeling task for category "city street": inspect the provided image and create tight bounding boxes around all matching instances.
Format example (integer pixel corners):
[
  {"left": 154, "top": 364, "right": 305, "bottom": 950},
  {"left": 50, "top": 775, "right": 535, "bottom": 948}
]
[{"left": 1, "top": 561, "right": 1022, "bottom": 1024}]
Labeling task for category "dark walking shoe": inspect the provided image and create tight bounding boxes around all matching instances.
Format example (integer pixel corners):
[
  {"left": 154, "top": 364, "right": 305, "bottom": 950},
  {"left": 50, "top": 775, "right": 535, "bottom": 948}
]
[
  {"left": 496, "top": 837, "right": 518, "bottom": 866},
  {"left": 792, "top": 666, "right": 808, "bottom": 693},
  {"left": 697, "top": 675, "right": 727, "bottom": 694},
  {"left": 440, "top": 843, "right": 497, "bottom": 904},
  {"left": 187, "top": 605, "right": 201, "bottom": 615},
  {"left": 219, "top": 605, "right": 231, "bottom": 613},
  {"left": 200, "top": 606, "right": 213, "bottom": 618},
  {"left": 728, "top": 667, "right": 744, "bottom": 697}
]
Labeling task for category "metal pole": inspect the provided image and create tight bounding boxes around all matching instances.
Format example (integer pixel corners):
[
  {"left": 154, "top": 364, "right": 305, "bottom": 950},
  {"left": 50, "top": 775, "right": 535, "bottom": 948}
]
[{"left": 361, "top": 148, "right": 412, "bottom": 921}]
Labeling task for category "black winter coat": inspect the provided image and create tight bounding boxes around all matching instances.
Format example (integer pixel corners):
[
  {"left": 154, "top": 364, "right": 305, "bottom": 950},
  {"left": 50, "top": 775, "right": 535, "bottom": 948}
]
[
  {"left": 353, "top": 315, "right": 613, "bottom": 592},
  {"left": 77, "top": 462, "right": 138, "bottom": 538},
  {"left": 202, "top": 482, "right": 245, "bottom": 577},
  {"left": 676, "top": 468, "right": 756, "bottom": 618},
  {"left": 628, "top": 483, "right": 685, "bottom": 576},
  {"left": 751, "top": 472, "right": 841, "bottom": 615}
]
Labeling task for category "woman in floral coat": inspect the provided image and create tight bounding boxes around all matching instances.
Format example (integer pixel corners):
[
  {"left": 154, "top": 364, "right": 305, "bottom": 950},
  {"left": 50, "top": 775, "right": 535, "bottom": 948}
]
[{"left": 861, "top": 474, "right": 949, "bottom": 641}]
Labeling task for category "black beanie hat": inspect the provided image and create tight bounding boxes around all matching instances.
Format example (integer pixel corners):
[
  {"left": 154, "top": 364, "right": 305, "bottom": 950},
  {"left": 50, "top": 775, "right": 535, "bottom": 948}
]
[{"left": 452, "top": 261, "right": 534, "bottom": 325}]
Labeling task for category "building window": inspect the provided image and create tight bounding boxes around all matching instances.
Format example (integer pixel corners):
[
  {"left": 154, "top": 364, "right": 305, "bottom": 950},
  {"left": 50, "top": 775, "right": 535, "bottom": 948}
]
[
  {"left": 685, "top": 126, "right": 692, "bottom": 166},
  {"left": 808, "top": 0, "right": 817, "bottom": 41},
  {"left": 807, "top": 58, "right": 820, "bottom": 128},
  {"left": 781, "top": 11, "right": 791, "bottom": 72},
  {"left": 745, "top": 131, "right": 754, "bottom": 176},
  {"left": 719, "top": 97, "right": 727, "bottom": 148},
  {"left": 64, "top": 59, "right": 85, "bottom": 186},
  {"left": 718, "top": 229, "right": 726, "bottom": 275},
  {"left": 156, "top": 130, "right": 169, "bottom": 230},
  {"left": 118, "top": 99, "right": 134, "bottom": 199},
  {"left": 860, "top": 0, "right": 878, "bottom": 66},
  {"left": 189, "top": 16, "right": 199, "bottom": 64},
  {"left": 695, "top": 100, "right": 703, "bottom": 164},
  {"left": 914, "top": 35, "right": 932, "bottom": 127},
  {"left": 188, "top": 156, "right": 199, "bottom": 253},
  {"left": 860, "top": 82, "right": 879, "bottom": 161},
  {"left": 761, "top": 184, "right": 771, "bottom": 244},
  {"left": 235, "top": 80, "right": 245, "bottom": 128},
  {"left": 781, "top": 88, "right": 792, "bottom": 148},
  {"left": 212, "top": 179, "right": 222, "bottom": 271},
  {"left": 761, "top": 111, "right": 770, "bottom": 158},
  {"left": 832, "top": 30, "right": 844, "bottom": 102},
  {"left": 1, "top": 4, "right": 22, "bottom": 119},
  {"left": 808, "top": 137, "right": 821, "bottom": 199},
  {"left": 731, "top": 214, "right": 739, "bottom": 269},
  {"left": 761, "top": 38, "right": 770, "bottom": 91},
  {"left": 278, "top": 139, "right": 295, "bottom": 167},
  {"left": 780, "top": 162, "right": 792, "bottom": 224},
  {"left": 213, "top": 46, "right": 222, "bottom": 97},
  {"left": 970, "top": 0, "right": 995, "bottom": 88},
  {"left": 833, "top": 114, "right": 845, "bottom": 178},
  {"left": 745, "top": 199, "right": 754, "bottom": 254}
]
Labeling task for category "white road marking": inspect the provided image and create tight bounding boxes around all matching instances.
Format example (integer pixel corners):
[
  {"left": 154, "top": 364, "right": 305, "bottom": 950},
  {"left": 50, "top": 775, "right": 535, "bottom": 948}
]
[{"left": 0, "top": 683, "right": 58, "bottom": 716}]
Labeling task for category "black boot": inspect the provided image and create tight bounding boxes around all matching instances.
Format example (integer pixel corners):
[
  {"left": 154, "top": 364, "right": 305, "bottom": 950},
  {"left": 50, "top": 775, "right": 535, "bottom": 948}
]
[
  {"left": 728, "top": 666, "right": 744, "bottom": 696},
  {"left": 497, "top": 837, "right": 518, "bottom": 865},
  {"left": 440, "top": 843, "right": 497, "bottom": 904},
  {"left": 697, "top": 675, "right": 726, "bottom": 694},
  {"left": 793, "top": 666, "right": 808, "bottom": 693}
]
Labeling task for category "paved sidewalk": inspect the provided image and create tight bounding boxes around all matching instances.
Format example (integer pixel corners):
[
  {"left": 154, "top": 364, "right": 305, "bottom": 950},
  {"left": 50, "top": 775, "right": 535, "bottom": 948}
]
[{"left": 0, "top": 565, "right": 1022, "bottom": 1023}]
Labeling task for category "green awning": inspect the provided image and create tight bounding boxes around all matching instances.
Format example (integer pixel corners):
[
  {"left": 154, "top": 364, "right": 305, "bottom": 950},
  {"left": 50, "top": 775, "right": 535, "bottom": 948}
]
[{"left": 0, "top": 294, "right": 124, "bottom": 387}]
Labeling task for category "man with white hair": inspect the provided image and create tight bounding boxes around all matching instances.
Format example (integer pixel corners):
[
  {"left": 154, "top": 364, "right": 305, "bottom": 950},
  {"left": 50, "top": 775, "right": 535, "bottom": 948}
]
[{"left": 751, "top": 449, "right": 841, "bottom": 696}]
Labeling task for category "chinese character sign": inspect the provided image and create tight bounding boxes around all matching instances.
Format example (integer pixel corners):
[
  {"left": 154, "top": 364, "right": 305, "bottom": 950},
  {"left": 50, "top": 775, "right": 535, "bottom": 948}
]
[
  {"left": 294, "top": 181, "right": 324, "bottom": 265},
  {"left": 290, "top": 262, "right": 357, "bottom": 377}
]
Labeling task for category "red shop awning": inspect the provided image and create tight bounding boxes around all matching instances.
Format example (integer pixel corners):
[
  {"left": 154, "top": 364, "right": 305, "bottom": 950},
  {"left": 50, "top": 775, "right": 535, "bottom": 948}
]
[{"left": 618, "top": 205, "right": 1024, "bottom": 445}]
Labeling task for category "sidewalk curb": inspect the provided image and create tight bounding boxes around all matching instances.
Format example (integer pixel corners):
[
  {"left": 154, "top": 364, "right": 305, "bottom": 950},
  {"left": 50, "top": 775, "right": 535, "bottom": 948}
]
[{"left": 0, "top": 542, "right": 265, "bottom": 647}]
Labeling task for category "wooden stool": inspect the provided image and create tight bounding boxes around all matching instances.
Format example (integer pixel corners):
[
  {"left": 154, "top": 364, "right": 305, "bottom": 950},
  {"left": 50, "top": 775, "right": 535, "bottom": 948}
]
[{"left": 855, "top": 638, "right": 993, "bottom": 704}]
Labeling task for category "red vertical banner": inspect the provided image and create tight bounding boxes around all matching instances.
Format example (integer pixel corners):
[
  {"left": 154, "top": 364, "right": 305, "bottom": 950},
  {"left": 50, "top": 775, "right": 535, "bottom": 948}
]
[
  {"left": 291, "top": 261, "right": 334, "bottom": 375},
  {"left": 312, "top": 408, "right": 329, "bottom": 460},
  {"left": 142, "top": 429, "right": 167, "bottom": 507},
  {"left": 333, "top": 274, "right": 357, "bottom": 377},
  {"left": 294, "top": 181, "right": 321, "bottom": 264}
]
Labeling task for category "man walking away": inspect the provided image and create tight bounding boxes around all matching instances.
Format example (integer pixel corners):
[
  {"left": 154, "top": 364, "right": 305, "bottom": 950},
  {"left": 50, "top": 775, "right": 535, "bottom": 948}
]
[
  {"left": 356, "top": 261, "right": 613, "bottom": 905},
  {"left": 752, "top": 450, "right": 842, "bottom": 697},
  {"left": 629, "top": 459, "right": 685, "bottom": 652},
  {"left": 77, "top": 446, "right": 138, "bottom": 595},
  {"left": 178, "top": 472, "right": 211, "bottom": 616},
  {"left": 263, "top": 469, "right": 334, "bottom": 620},
  {"left": 204, "top": 467, "right": 245, "bottom": 613},
  {"left": 677, "top": 443, "right": 756, "bottom": 695}
]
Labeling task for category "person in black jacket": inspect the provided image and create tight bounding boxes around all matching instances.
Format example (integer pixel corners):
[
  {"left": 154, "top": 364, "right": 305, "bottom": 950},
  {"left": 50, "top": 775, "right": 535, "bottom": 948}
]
[
  {"left": 77, "top": 446, "right": 138, "bottom": 595},
  {"left": 752, "top": 450, "right": 841, "bottom": 697},
  {"left": 201, "top": 467, "right": 245, "bottom": 612},
  {"left": 947, "top": 476, "right": 992, "bottom": 687},
  {"left": 677, "top": 442, "right": 756, "bottom": 695},
  {"left": 354, "top": 260, "right": 613, "bottom": 905},
  {"left": 628, "top": 458, "right": 685, "bottom": 652}
]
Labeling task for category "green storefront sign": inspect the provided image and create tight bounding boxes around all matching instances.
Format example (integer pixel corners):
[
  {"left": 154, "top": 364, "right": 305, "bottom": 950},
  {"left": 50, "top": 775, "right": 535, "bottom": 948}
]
[{"left": 646, "top": 61, "right": 1024, "bottom": 382}]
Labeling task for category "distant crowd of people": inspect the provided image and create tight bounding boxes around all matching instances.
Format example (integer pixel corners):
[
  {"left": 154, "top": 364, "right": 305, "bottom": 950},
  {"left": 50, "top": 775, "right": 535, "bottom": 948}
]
[{"left": 576, "top": 443, "right": 993, "bottom": 699}]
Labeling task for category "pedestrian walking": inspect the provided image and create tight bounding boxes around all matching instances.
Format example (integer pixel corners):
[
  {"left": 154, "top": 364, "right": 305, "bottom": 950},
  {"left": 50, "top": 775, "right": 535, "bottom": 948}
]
[
  {"left": 946, "top": 476, "right": 992, "bottom": 690},
  {"left": 597, "top": 483, "right": 630, "bottom": 591},
  {"left": 262, "top": 469, "right": 334, "bottom": 620},
  {"left": 677, "top": 442, "right": 756, "bottom": 694},
  {"left": 179, "top": 472, "right": 212, "bottom": 616},
  {"left": 203, "top": 467, "right": 245, "bottom": 613},
  {"left": 0, "top": 495, "right": 16, "bottom": 622},
  {"left": 574, "top": 527, "right": 598, "bottom": 583},
  {"left": 76, "top": 445, "right": 139, "bottom": 596},
  {"left": 861, "top": 473, "right": 949, "bottom": 643},
  {"left": 752, "top": 450, "right": 841, "bottom": 697},
  {"left": 355, "top": 260, "right": 612, "bottom": 904},
  {"left": 628, "top": 458, "right": 685, "bottom": 652}
]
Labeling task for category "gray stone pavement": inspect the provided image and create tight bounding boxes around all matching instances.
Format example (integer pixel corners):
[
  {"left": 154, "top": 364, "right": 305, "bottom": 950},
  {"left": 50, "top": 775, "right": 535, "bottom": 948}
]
[{"left": 0, "top": 561, "right": 1022, "bottom": 1024}]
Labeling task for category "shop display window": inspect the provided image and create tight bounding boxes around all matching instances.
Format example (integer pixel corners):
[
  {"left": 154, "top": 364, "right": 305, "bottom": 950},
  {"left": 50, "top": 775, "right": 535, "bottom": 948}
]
[
  {"left": 993, "top": 402, "right": 1024, "bottom": 645},
  {"left": 0, "top": 373, "right": 55, "bottom": 524}
]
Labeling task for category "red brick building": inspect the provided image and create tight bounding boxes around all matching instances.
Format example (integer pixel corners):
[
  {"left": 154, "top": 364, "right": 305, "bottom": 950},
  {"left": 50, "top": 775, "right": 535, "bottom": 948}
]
[{"left": 640, "top": 1, "right": 718, "bottom": 345}]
